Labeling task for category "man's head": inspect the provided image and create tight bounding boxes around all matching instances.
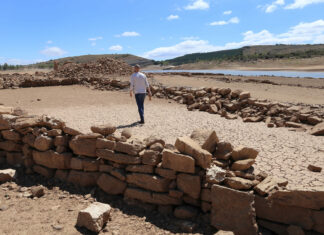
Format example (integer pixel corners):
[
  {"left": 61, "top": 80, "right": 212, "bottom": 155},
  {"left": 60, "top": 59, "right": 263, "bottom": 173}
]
[{"left": 134, "top": 64, "right": 140, "bottom": 73}]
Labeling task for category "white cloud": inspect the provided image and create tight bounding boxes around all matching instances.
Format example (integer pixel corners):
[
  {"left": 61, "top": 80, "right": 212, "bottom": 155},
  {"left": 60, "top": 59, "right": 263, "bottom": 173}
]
[
  {"left": 181, "top": 36, "right": 200, "bottom": 40},
  {"left": 261, "top": 0, "right": 285, "bottom": 13},
  {"left": 143, "top": 19, "right": 324, "bottom": 60},
  {"left": 116, "top": 31, "right": 140, "bottom": 37},
  {"left": 167, "top": 14, "right": 179, "bottom": 20},
  {"left": 184, "top": 0, "right": 209, "bottom": 10},
  {"left": 285, "top": 0, "right": 324, "bottom": 9},
  {"left": 210, "top": 17, "right": 240, "bottom": 26},
  {"left": 109, "top": 45, "right": 123, "bottom": 51},
  {"left": 40, "top": 47, "right": 67, "bottom": 57},
  {"left": 223, "top": 10, "right": 232, "bottom": 15},
  {"left": 88, "top": 36, "right": 103, "bottom": 41},
  {"left": 46, "top": 40, "right": 53, "bottom": 44}
]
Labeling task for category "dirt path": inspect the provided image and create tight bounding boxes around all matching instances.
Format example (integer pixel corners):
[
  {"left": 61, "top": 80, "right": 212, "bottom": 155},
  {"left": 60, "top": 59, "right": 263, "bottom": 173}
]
[{"left": 1, "top": 86, "right": 323, "bottom": 189}]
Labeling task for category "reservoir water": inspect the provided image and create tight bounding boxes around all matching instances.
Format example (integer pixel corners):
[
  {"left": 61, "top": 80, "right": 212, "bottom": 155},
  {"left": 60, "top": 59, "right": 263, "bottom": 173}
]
[{"left": 144, "top": 69, "right": 324, "bottom": 79}]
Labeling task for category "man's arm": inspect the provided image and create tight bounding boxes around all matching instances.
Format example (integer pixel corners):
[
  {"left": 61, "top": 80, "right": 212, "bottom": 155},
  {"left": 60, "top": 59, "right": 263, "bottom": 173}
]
[
  {"left": 144, "top": 75, "right": 152, "bottom": 100},
  {"left": 130, "top": 75, "right": 134, "bottom": 97}
]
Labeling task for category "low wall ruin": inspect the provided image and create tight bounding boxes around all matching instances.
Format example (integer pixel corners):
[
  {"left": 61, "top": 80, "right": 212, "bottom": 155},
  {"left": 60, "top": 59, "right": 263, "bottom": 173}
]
[{"left": 0, "top": 108, "right": 323, "bottom": 234}]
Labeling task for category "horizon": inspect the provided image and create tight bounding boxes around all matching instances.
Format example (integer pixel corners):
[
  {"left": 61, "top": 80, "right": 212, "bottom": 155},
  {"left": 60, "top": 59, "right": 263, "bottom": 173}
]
[{"left": 1, "top": 0, "right": 324, "bottom": 65}]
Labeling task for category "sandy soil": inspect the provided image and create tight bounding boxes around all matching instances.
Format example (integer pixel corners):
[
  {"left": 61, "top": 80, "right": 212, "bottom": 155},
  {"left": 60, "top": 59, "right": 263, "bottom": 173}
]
[
  {"left": 150, "top": 74, "right": 324, "bottom": 105},
  {"left": 1, "top": 86, "right": 323, "bottom": 189},
  {"left": 0, "top": 174, "right": 214, "bottom": 235},
  {"left": 0, "top": 68, "right": 51, "bottom": 75}
]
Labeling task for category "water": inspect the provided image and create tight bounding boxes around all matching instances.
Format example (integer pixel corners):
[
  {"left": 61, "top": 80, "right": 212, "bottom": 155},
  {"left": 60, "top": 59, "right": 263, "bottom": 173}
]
[{"left": 143, "top": 69, "right": 324, "bottom": 79}]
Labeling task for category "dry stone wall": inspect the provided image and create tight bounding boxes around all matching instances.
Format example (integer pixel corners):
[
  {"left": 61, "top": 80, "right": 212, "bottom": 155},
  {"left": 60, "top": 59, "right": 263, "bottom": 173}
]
[{"left": 0, "top": 108, "right": 323, "bottom": 234}]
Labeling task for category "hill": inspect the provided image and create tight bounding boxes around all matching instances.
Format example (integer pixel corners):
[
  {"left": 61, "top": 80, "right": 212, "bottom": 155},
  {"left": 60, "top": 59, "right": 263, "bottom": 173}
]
[
  {"left": 164, "top": 44, "right": 324, "bottom": 65},
  {"left": 29, "top": 54, "right": 154, "bottom": 69}
]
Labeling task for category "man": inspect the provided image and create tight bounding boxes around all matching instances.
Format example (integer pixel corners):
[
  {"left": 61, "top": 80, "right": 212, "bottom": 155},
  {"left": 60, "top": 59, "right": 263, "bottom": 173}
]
[{"left": 130, "top": 64, "right": 152, "bottom": 124}]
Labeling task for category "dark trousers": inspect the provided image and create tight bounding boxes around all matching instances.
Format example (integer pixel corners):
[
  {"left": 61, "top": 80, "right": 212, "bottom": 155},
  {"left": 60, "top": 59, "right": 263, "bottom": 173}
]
[{"left": 135, "top": 93, "right": 146, "bottom": 122}]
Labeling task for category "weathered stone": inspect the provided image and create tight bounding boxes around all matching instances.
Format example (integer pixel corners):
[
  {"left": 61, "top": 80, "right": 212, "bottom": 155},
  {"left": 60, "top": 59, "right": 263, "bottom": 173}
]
[
  {"left": 190, "top": 129, "right": 219, "bottom": 153},
  {"left": 174, "top": 205, "right": 198, "bottom": 220},
  {"left": 96, "top": 138, "right": 116, "bottom": 150},
  {"left": 214, "top": 231, "right": 234, "bottom": 235},
  {"left": 268, "top": 187, "right": 324, "bottom": 210},
  {"left": 32, "top": 150, "right": 72, "bottom": 169},
  {"left": 99, "top": 164, "right": 113, "bottom": 173},
  {"left": 1, "top": 130, "right": 21, "bottom": 141},
  {"left": 126, "top": 173, "right": 171, "bottom": 192},
  {"left": 175, "top": 136, "right": 212, "bottom": 169},
  {"left": 254, "top": 176, "right": 288, "bottom": 196},
  {"left": 231, "top": 146, "right": 258, "bottom": 161},
  {"left": 82, "top": 158, "right": 99, "bottom": 172},
  {"left": 140, "top": 150, "right": 161, "bottom": 166},
  {"left": 307, "top": 164, "right": 322, "bottom": 172},
  {"left": 214, "top": 142, "right": 233, "bottom": 160},
  {"left": 31, "top": 186, "right": 45, "bottom": 198},
  {"left": 155, "top": 167, "right": 176, "bottom": 179},
  {"left": 255, "top": 196, "right": 313, "bottom": 230},
  {"left": 149, "top": 142, "right": 164, "bottom": 152},
  {"left": 231, "top": 159, "right": 255, "bottom": 171},
  {"left": 225, "top": 177, "right": 254, "bottom": 190},
  {"left": 126, "top": 165, "right": 154, "bottom": 174},
  {"left": 0, "top": 141, "right": 22, "bottom": 152},
  {"left": 313, "top": 210, "right": 324, "bottom": 234},
  {"left": 162, "top": 149, "right": 195, "bottom": 173},
  {"left": 211, "top": 185, "right": 258, "bottom": 235},
  {"left": 169, "top": 189, "right": 183, "bottom": 198},
  {"left": 96, "top": 149, "right": 141, "bottom": 164},
  {"left": 22, "top": 133, "right": 36, "bottom": 147},
  {"left": 54, "top": 135, "right": 69, "bottom": 146},
  {"left": 0, "top": 106, "right": 14, "bottom": 115},
  {"left": 34, "top": 135, "right": 53, "bottom": 151},
  {"left": 143, "top": 136, "right": 166, "bottom": 147},
  {"left": 239, "top": 91, "right": 251, "bottom": 100},
  {"left": 55, "top": 170, "right": 69, "bottom": 181},
  {"left": 115, "top": 139, "right": 145, "bottom": 155},
  {"left": 310, "top": 122, "right": 324, "bottom": 136},
  {"left": 243, "top": 116, "right": 263, "bottom": 122},
  {"left": 76, "top": 202, "right": 111, "bottom": 233},
  {"left": 110, "top": 168, "right": 126, "bottom": 181},
  {"left": 219, "top": 88, "right": 231, "bottom": 96},
  {"left": 97, "top": 173, "right": 127, "bottom": 195},
  {"left": 177, "top": 173, "right": 201, "bottom": 199},
  {"left": 91, "top": 124, "right": 116, "bottom": 136},
  {"left": 69, "top": 136, "right": 97, "bottom": 157},
  {"left": 33, "top": 165, "right": 55, "bottom": 178},
  {"left": 70, "top": 157, "right": 83, "bottom": 170},
  {"left": 67, "top": 170, "right": 99, "bottom": 187},
  {"left": 285, "top": 121, "right": 303, "bottom": 128},
  {"left": 121, "top": 128, "right": 132, "bottom": 138},
  {"left": 307, "top": 116, "right": 322, "bottom": 125},
  {"left": 206, "top": 165, "right": 226, "bottom": 184},
  {"left": 0, "top": 169, "right": 16, "bottom": 182}
]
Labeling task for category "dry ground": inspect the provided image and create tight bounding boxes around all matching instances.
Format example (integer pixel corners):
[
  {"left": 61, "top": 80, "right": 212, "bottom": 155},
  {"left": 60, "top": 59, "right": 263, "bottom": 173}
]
[{"left": 0, "top": 86, "right": 323, "bottom": 189}]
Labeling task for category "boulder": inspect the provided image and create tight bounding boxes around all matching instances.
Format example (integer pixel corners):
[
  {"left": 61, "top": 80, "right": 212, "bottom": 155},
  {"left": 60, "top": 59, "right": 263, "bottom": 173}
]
[
  {"left": 190, "top": 129, "right": 219, "bottom": 153},
  {"left": 97, "top": 173, "right": 126, "bottom": 195},
  {"left": 76, "top": 202, "right": 111, "bottom": 233},
  {"left": 177, "top": 173, "right": 201, "bottom": 199},
  {"left": 143, "top": 136, "right": 165, "bottom": 147},
  {"left": 162, "top": 149, "right": 195, "bottom": 173},
  {"left": 225, "top": 177, "right": 255, "bottom": 190},
  {"left": 34, "top": 135, "right": 53, "bottom": 151},
  {"left": 31, "top": 186, "right": 45, "bottom": 198},
  {"left": 54, "top": 135, "right": 69, "bottom": 146},
  {"left": 310, "top": 122, "right": 324, "bottom": 136},
  {"left": 174, "top": 205, "right": 198, "bottom": 219},
  {"left": 69, "top": 135, "right": 97, "bottom": 157},
  {"left": 175, "top": 136, "right": 212, "bottom": 169},
  {"left": 126, "top": 173, "right": 171, "bottom": 192},
  {"left": 0, "top": 169, "right": 16, "bottom": 182},
  {"left": 307, "top": 116, "right": 322, "bottom": 125},
  {"left": 91, "top": 124, "right": 116, "bottom": 135},
  {"left": 155, "top": 167, "right": 176, "bottom": 180},
  {"left": 211, "top": 185, "right": 258, "bottom": 235},
  {"left": 149, "top": 142, "right": 164, "bottom": 152},
  {"left": 231, "top": 159, "right": 255, "bottom": 171},
  {"left": 231, "top": 146, "right": 258, "bottom": 161},
  {"left": 63, "top": 126, "right": 82, "bottom": 135}
]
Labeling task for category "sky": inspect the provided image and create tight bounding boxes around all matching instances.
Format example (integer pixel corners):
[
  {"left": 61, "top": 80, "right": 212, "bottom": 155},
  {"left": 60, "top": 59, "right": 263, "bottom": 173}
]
[{"left": 1, "top": 0, "right": 324, "bottom": 64}]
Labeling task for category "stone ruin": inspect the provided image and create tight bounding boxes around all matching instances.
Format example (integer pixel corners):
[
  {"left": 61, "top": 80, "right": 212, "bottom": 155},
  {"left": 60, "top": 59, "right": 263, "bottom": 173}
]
[{"left": 0, "top": 106, "right": 323, "bottom": 234}]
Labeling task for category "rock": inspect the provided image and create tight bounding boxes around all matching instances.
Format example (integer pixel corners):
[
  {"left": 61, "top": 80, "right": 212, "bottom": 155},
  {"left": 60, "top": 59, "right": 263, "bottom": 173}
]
[
  {"left": 69, "top": 135, "right": 97, "bottom": 157},
  {"left": 155, "top": 167, "right": 176, "bottom": 179},
  {"left": 149, "top": 142, "right": 164, "bottom": 152},
  {"left": 175, "top": 136, "right": 212, "bottom": 169},
  {"left": 243, "top": 116, "right": 263, "bottom": 122},
  {"left": 115, "top": 139, "right": 145, "bottom": 155},
  {"left": 0, "top": 106, "right": 14, "bottom": 114},
  {"left": 143, "top": 136, "right": 165, "bottom": 147},
  {"left": 239, "top": 91, "right": 250, "bottom": 100},
  {"left": 177, "top": 220, "right": 197, "bottom": 233},
  {"left": 33, "top": 165, "right": 55, "bottom": 178},
  {"left": 307, "top": 164, "right": 322, "bottom": 172},
  {"left": 254, "top": 176, "right": 288, "bottom": 196},
  {"left": 76, "top": 202, "right": 111, "bottom": 233},
  {"left": 177, "top": 173, "right": 201, "bottom": 199},
  {"left": 97, "top": 173, "right": 127, "bottom": 195},
  {"left": 55, "top": 170, "right": 69, "bottom": 181},
  {"left": 174, "top": 205, "right": 198, "bottom": 219},
  {"left": 231, "top": 146, "right": 258, "bottom": 161},
  {"left": 6, "top": 152, "right": 23, "bottom": 166},
  {"left": 231, "top": 159, "right": 255, "bottom": 171},
  {"left": 209, "top": 104, "right": 218, "bottom": 114},
  {"left": 285, "top": 121, "right": 303, "bottom": 128},
  {"left": 162, "top": 149, "right": 195, "bottom": 173},
  {"left": 0, "top": 169, "right": 16, "bottom": 182},
  {"left": 211, "top": 185, "right": 258, "bottom": 235},
  {"left": 287, "top": 225, "right": 305, "bottom": 235},
  {"left": 126, "top": 173, "right": 171, "bottom": 192},
  {"left": 201, "top": 188, "right": 211, "bottom": 202},
  {"left": 225, "top": 177, "right": 255, "bottom": 190},
  {"left": 214, "top": 142, "right": 233, "bottom": 160},
  {"left": 96, "top": 149, "right": 141, "bottom": 164},
  {"left": 32, "top": 150, "right": 72, "bottom": 169},
  {"left": 0, "top": 141, "right": 22, "bottom": 152},
  {"left": 126, "top": 165, "right": 154, "bottom": 174},
  {"left": 219, "top": 88, "right": 231, "bottom": 96},
  {"left": 67, "top": 170, "right": 99, "bottom": 187},
  {"left": 31, "top": 186, "right": 45, "bottom": 198},
  {"left": 121, "top": 128, "right": 132, "bottom": 138},
  {"left": 63, "top": 126, "right": 82, "bottom": 136},
  {"left": 22, "top": 133, "right": 36, "bottom": 147},
  {"left": 91, "top": 124, "right": 116, "bottom": 135},
  {"left": 96, "top": 138, "right": 116, "bottom": 150},
  {"left": 307, "top": 116, "right": 322, "bottom": 125},
  {"left": 310, "top": 122, "right": 324, "bottom": 136},
  {"left": 1, "top": 130, "right": 21, "bottom": 141},
  {"left": 215, "top": 231, "right": 234, "bottom": 235},
  {"left": 190, "top": 129, "right": 219, "bottom": 153},
  {"left": 206, "top": 165, "right": 226, "bottom": 184},
  {"left": 54, "top": 135, "right": 69, "bottom": 146},
  {"left": 140, "top": 150, "right": 161, "bottom": 166},
  {"left": 51, "top": 225, "right": 64, "bottom": 231}
]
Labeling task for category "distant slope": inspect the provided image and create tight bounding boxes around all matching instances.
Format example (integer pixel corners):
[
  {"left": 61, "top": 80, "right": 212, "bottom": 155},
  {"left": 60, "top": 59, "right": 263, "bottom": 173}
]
[
  {"left": 164, "top": 44, "right": 324, "bottom": 65},
  {"left": 29, "top": 54, "right": 154, "bottom": 69}
]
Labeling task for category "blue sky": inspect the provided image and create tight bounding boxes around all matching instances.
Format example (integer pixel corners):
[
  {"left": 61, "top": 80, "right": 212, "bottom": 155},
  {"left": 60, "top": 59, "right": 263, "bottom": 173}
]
[{"left": 1, "top": 0, "right": 324, "bottom": 64}]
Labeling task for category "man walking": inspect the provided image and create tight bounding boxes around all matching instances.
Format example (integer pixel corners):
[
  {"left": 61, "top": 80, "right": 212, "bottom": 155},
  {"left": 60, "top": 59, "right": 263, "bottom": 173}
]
[{"left": 130, "top": 64, "right": 152, "bottom": 124}]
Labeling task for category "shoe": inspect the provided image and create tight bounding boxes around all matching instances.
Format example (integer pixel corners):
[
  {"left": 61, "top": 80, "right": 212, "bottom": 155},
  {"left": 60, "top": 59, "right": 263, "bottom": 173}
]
[{"left": 139, "top": 120, "right": 145, "bottom": 124}]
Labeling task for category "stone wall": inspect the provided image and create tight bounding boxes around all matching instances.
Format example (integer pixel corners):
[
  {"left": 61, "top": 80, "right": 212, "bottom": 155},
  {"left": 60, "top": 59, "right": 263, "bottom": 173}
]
[{"left": 0, "top": 108, "right": 323, "bottom": 234}]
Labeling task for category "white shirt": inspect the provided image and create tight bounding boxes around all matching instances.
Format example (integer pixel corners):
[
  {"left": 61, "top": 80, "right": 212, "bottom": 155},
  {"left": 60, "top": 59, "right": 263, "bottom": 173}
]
[{"left": 130, "top": 72, "right": 149, "bottom": 94}]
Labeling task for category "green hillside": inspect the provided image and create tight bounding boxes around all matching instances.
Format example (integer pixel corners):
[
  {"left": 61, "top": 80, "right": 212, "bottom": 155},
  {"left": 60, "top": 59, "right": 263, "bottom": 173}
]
[{"left": 164, "top": 44, "right": 324, "bottom": 65}]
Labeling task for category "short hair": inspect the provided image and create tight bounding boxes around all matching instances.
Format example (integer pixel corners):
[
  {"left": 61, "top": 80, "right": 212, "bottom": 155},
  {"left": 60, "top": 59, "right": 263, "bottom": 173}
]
[{"left": 134, "top": 64, "right": 141, "bottom": 68}]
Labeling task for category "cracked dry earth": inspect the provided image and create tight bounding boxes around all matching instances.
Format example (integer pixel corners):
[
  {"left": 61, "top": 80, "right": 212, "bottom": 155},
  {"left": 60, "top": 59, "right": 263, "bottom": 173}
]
[{"left": 1, "top": 85, "right": 323, "bottom": 189}]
